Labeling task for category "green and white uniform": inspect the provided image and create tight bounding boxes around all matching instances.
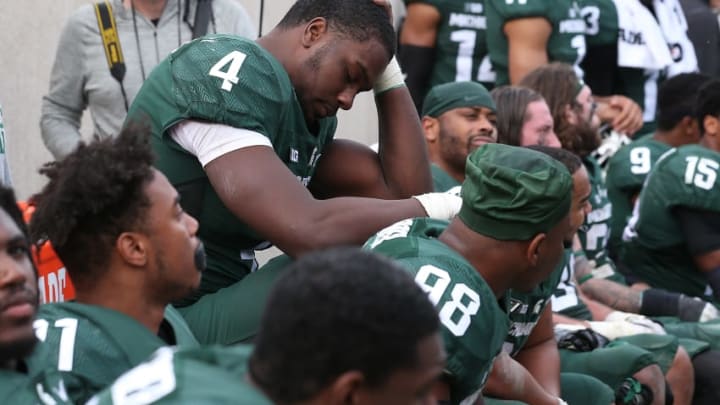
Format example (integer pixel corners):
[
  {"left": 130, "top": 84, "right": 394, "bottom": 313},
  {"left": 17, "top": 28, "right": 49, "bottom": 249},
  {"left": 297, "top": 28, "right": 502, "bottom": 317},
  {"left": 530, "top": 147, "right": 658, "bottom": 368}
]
[
  {"left": 623, "top": 145, "right": 720, "bottom": 299},
  {"left": 431, "top": 163, "right": 461, "bottom": 192},
  {"left": 405, "top": 0, "right": 495, "bottom": 90},
  {"left": 577, "top": 156, "right": 626, "bottom": 283},
  {"left": 88, "top": 345, "right": 271, "bottom": 405},
  {"left": 605, "top": 137, "right": 671, "bottom": 258},
  {"left": 485, "top": 0, "right": 586, "bottom": 86},
  {"left": 126, "top": 35, "right": 337, "bottom": 305},
  {"left": 26, "top": 302, "right": 198, "bottom": 403},
  {"left": 365, "top": 218, "right": 509, "bottom": 405},
  {"left": 0, "top": 367, "right": 72, "bottom": 404}
]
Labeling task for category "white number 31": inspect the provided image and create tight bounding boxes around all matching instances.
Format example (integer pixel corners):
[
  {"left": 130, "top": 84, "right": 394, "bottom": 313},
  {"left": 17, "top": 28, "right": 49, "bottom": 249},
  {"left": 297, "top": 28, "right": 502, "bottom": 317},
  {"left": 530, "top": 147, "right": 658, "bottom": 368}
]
[{"left": 209, "top": 51, "right": 247, "bottom": 91}]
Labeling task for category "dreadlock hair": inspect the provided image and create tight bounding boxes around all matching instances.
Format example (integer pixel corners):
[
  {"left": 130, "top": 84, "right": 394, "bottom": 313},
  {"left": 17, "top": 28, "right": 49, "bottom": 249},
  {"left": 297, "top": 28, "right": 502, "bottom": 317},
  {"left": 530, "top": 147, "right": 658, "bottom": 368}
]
[
  {"left": 696, "top": 79, "right": 720, "bottom": 136},
  {"left": 656, "top": 73, "right": 710, "bottom": 131},
  {"left": 525, "top": 145, "right": 583, "bottom": 176},
  {"left": 277, "top": 0, "right": 396, "bottom": 58},
  {"left": 520, "top": 62, "right": 600, "bottom": 157},
  {"left": 29, "top": 122, "right": 155, "bottom": 290},
  {"left": 491, "top": 86, "right": 546, "bottom": 146}
]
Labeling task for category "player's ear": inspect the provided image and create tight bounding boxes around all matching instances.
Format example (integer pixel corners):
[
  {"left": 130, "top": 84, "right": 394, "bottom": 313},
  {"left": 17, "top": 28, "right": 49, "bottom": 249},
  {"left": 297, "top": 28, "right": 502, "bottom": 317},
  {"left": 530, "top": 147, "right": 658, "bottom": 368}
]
[
  {"left": 526, "top": 233, "right": 547, "bottom": 268},
  {"left": 302, "top": 17, "right": 329, "bottom": 48},
  {"left": 116, "top": 232, "right": 148, "bottom": 267},
  {"left": 422, "top": 116, "right": 440, "bottom": 143},
  {"left": 326, "top": 370, "right": 365, "bottom": 404},
  {"left": 703, "top": 115, "right": 720, "bottom": 137}
]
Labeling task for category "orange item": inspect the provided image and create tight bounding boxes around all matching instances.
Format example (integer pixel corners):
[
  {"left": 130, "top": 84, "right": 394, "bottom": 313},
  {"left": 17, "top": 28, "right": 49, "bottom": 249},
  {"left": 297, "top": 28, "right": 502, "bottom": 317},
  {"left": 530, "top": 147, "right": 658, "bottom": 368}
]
[{"left": 18, "top": 201, "right": 75, "bottom": 303}]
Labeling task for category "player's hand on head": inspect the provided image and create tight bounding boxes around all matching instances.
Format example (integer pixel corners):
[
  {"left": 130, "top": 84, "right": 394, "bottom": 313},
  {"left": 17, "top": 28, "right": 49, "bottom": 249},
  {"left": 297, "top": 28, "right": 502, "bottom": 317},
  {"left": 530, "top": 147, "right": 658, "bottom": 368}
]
[{"left": 596, "top": 96, "right": 643, "bottom": 136}]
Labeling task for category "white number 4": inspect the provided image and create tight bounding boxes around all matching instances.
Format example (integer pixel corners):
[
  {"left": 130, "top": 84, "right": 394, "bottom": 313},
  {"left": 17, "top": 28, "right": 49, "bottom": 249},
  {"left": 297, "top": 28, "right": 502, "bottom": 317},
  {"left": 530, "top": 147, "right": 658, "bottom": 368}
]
[
  {"left": 415, "top": 265, "right": 480, "bottom": 336},
  {"left": 209, "top": 51, "right": 247, "bottom": 92},
  {"left": 685, "top": 156, "right": 719, "bottom": 190}
]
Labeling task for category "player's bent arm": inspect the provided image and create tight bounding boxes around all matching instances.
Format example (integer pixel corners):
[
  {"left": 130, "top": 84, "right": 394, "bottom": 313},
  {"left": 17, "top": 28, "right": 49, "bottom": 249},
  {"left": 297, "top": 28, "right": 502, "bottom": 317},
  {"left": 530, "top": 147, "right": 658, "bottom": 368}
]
[
  {"left": 205, "top": 146, "right": 428, "bottom": 258},
  {"left": 398, "top": 3, "right": 441, "bottom": 109},
  {"left": 309, "top": 138, "right": 429, "bottom": 199},
  {"left": 374, "top": 85, "right": 433, "bottom": 196},
  {"left": 514, "top": 305, "right": 561, "bottom": 396},
  {"left": 483, "top": 351, "right": 559, "bottom": 405},
  {"left": 503, "top": 17, "right": 551, "bottom": 85}
]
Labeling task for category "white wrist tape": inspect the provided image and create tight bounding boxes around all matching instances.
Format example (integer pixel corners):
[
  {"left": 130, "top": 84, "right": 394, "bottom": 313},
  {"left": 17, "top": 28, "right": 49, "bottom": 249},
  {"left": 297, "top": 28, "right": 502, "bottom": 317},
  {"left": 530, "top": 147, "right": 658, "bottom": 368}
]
[
  {"left": 373, "top": 56, "right": 406, "bottom": 95},
  {"left": 412, "top": 192, "right": 462, "bottom": 220}
]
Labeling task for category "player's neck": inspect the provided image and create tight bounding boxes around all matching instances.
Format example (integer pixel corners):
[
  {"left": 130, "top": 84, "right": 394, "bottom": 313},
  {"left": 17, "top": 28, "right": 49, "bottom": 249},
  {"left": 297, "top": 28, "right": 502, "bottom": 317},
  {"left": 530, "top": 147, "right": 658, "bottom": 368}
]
[
  {"left": 74, "top": 273, "right": 167, "bottom": 334},
  {"left": 438, "top": 220, "right": 515, "bottom": 298},
  {"left": 653, "top": 128, "right": 690, "bottom": 148},
  {"left": 124, "top": 0, "right": 168, "bottom": 21}
]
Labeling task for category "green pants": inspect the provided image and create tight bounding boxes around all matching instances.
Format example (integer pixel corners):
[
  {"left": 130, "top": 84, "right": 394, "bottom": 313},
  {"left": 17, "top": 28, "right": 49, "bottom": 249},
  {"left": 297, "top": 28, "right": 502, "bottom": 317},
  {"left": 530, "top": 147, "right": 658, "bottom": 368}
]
[
  {"left": 177, "top": 254, "right": 293, "bottom": 345},
  {"left": 560, "top": 333, "right": 678, "bottom": 390},
  {"left": 654, "top": 316, "right": 718, "bottom": 354},
  {"left": 483, "top": 372, "right": 614, "bottom": 405}
]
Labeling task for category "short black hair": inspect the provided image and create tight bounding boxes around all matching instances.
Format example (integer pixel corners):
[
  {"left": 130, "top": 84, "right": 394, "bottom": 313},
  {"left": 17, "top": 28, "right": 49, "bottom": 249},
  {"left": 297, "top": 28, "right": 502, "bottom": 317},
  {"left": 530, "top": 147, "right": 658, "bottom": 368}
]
[
  {"left": 0, "top": 186, "right": 33, "bottom": 267},
  {"left": 696, "top": 79, "right": 720, "bottom": 135},
  {"left": 29, "top": 123, "right": 155, "bottom": 289},
  {"left": 525, "top": 145, "right": 582, "bottom": 175},
  {"left": 250, "top": 247, "right": 440, "bottom": 403},
  {"left": 277, "top": 0, "right": 395, "bottom": 58},
  {"left": 656, "top": 73, "right": 710, "bottom": 131}
]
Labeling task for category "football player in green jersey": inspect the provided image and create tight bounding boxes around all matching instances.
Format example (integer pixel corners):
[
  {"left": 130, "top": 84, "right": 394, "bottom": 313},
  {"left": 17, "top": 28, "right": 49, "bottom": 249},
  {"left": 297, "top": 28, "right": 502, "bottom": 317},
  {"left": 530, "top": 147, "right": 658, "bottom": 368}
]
[
  {"left": 367, "top": 143, "right": 574, "bottom": 404},
  {"left": 91, "top": 248, "right": 446, "bottom": 405},
  {"left": 0, "top": 186, "right": 72, "bottom": 404},
  {"left": 623, "top": 79, "right": 720, "bottom": 303},
  {"left": 492, "top": 85, "right": 562, "bottom": 148},
  {"left": 420, "top": 81, "right": 497, "bottom": 191},
  {"left": 398, "top": 0, "right": 495, "bottom": 111},
  {"left": 485, "top": 0, "right": 643, "bottom": 135},
  {"left": 606, "top": 73, "right": 710, "bottom": 263},
  {"left": 125, "top": 0, "right": 465, "bottom": 316},
  {"left": 521, "top": 63, "right": 716, "bottom": 323},
  {"left": 25, "top": 125, "right": 202, "bottom": 403}
]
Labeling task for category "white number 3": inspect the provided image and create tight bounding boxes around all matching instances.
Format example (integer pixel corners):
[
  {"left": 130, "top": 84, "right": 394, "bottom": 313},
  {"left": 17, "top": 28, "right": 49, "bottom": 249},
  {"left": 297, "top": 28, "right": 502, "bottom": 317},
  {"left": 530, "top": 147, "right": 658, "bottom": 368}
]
[{"left": 209, "top": 51, "right": 247, "bottom": 92}]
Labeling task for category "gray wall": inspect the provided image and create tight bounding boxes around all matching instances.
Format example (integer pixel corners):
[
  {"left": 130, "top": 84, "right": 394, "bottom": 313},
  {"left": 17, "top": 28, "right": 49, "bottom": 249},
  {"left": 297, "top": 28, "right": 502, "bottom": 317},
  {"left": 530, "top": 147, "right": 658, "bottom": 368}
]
[{"left": 0, "top": 0, "right": 383, "bottom": 200}]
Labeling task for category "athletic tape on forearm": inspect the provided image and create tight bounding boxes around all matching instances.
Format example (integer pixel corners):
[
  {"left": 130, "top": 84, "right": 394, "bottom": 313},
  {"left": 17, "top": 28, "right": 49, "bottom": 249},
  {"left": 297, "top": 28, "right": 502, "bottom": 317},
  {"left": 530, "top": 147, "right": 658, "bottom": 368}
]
[{"left": 373, "top": 56, "right": 406, "bottom": 95}]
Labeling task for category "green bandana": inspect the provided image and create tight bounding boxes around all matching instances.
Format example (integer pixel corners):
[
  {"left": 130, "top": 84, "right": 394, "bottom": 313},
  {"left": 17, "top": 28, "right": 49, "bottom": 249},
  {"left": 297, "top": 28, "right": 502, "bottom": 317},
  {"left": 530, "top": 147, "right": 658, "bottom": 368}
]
[
  {"left": 459, "top": 144, "right": 573, "bottom": 240},
  {"left": 422, "top": 81, "right": 496, "bottom": 118}
]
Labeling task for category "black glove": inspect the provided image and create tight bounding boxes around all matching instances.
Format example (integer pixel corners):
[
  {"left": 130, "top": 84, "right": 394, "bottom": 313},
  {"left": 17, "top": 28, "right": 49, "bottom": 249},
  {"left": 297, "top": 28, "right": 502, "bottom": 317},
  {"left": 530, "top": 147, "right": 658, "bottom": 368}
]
[
  {"left": 557, "top": 328, "right": 610, "bottom": 352},
  {"left": 615, "top": 377, "right": 654, "bottom": 405}
]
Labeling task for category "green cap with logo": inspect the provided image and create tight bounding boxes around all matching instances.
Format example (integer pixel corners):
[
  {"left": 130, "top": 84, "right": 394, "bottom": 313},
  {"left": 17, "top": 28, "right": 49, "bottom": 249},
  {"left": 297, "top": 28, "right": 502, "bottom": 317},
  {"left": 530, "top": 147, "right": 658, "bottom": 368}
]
[
  {"left": 422, "top": 81, "right": 496, "bottom": 118},
  {"left": 459, "top": 143, "right": 572, "bottom": 240}
]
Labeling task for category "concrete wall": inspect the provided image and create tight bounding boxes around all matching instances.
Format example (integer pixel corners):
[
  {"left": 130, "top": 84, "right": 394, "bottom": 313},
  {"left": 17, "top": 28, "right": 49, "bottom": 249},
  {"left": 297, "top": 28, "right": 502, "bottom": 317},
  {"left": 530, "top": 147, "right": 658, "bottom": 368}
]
[{"left": 0, "top": 0, "right": 389, "bottom": 200}]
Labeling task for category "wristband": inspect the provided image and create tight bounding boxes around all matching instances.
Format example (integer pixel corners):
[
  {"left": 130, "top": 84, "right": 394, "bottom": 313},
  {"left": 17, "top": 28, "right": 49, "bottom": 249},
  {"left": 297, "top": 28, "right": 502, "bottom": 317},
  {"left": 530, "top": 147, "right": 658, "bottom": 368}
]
[
  {"left": 577, "top": 273, "right": 594, "bottom": 285},
  {"left": 373, "top": 56, "right": 405, "bottom": 95}
]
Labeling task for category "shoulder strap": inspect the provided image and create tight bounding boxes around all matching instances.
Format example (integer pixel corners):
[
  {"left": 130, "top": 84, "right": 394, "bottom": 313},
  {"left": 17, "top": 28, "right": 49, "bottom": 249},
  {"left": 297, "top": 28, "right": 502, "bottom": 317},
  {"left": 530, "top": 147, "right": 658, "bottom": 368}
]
[
  {"left": 192, "top": 0, "right": 213, "bottom": 39},
  {"left": 94, "top": 1, "right": 129, "bottom": 110}
]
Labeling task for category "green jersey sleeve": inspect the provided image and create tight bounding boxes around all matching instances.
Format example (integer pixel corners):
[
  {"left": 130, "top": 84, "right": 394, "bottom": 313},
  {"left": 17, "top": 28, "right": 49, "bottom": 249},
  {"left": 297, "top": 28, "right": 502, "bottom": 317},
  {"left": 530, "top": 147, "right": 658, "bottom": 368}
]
[{"left": 87, "top": 345, "right": 272, "bottom": 405}]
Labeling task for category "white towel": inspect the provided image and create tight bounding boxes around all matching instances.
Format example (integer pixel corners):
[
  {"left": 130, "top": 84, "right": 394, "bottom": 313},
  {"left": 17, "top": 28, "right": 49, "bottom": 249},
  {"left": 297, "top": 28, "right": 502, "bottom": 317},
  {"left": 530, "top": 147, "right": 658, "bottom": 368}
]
[
  {"left": 653, "top": 0, "right": 699, "bottom": 76},
  {"left": 612, "top": 0, "right": 673, "bottom": 70}
]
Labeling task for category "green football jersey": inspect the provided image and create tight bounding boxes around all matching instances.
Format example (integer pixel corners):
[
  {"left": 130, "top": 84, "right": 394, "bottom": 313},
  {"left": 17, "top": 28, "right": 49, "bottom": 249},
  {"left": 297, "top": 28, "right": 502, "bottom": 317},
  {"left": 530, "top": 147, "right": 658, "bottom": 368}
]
[
  {"left": 552, "top": 249, "right": 593, "bottom": 320},
  {"left": 623, "top": 145, "right": 720, "bottom": 298},
  {"left": 605, "top": 137, "right": 671, "bottom": 257},
  {"left": 126, "top": 35, "right": 337, "bottom": 304},
  {"left": 505, "top": 252, "right": 566, "bottom": 356},
  {"left": 577, "top": 156, "right": 615, "bottom": 270},
  {"left": 405, "top": 0, "right": 495, "bottom": 91},
  {"left": 0, "top": 367, "right": 73, "bottom": 405},
  {"left": 485, "top": 0, "right": 586, "bottom": 86},
  {"left": 87, "top": 345, "right": 271, "bottom": 405},
  {"left": 365, "top": 218, "right": 509, "bottom": 405},
  {"left": 431, "top": 163, "right": 461, "bottom": 192},
  {"left": 26, "top": 303, "right": 198, "bottom": 403}
]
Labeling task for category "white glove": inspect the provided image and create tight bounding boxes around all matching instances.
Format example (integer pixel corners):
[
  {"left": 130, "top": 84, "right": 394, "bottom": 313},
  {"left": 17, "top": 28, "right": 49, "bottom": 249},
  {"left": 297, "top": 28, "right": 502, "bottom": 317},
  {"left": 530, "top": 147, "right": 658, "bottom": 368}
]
[
  {"left": 588, "top": 311, "right": 666, "bottom": 340},
  {"left": 699, "top": 302, "right": 720, "bottom": 322},
  {"left": 412, "top": 192, "right": 462, "bottom": 220}
]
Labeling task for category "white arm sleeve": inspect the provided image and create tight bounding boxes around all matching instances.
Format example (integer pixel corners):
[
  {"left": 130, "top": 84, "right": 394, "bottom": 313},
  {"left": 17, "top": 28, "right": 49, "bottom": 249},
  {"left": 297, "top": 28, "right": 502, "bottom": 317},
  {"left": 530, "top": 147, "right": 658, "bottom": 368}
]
[{"left": 170, "top": 120, "right": 273, "bottom": 167}]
